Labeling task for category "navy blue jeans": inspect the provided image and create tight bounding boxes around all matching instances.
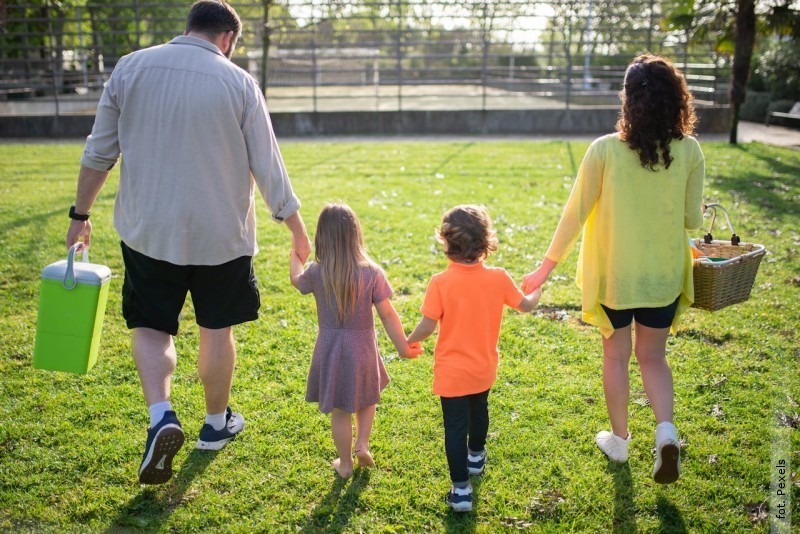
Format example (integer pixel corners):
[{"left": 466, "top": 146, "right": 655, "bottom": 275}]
[{"left": 440, "top": 389, "right": 490, "bottom": 483}]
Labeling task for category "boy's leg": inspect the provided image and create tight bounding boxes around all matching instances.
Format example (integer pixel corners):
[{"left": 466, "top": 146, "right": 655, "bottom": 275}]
[
  {"left": 355, "top": 404, "right": 376, "bottom": 467},
  {"left": 467, "top": 389, "right": 490, "bottom": 453},
  {"left": 440, "top": 395, "right": 470, "bottom": 484},
  {"left": 331, "top": 408, "right": 354, "bottom": 478}
]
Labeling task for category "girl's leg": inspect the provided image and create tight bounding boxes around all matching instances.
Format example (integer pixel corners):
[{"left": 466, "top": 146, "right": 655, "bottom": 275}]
[
  {"left": 633, "top": 323, "right": 673, "bottom": 424},
  {"left": 330, "top": 408, "right": 354, "bottom": 478},
  {"left": 354, "top": 404, "right": 376, "bottom": 467},
  {"left": 601, "top": 325, "right": 633, "bottom": 438}
]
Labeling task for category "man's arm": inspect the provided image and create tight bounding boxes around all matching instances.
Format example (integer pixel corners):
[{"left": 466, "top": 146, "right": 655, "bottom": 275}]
[
  {"left": 65, "top": 165, "right": 110, "bottom": 249},
  {"left": 284, "top": 211, "right": 311, "bottom": 263}
]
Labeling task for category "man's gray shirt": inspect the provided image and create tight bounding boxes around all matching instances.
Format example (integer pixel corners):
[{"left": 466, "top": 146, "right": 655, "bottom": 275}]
[{"left": 81, "top": 35, "right": 300, "bottom": 265}]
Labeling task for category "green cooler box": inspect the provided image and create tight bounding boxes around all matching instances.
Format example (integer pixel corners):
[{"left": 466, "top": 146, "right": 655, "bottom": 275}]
[{"left": 34, "top": 243, "right": 112, "bottom": 374}]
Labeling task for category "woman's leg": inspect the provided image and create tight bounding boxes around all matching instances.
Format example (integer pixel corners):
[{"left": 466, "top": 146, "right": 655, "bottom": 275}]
[
  {"left": 331, "top": 408, "right": 354, "bottom": 478},
  {"left": 602, "top": 325, "right": 633, "bottom": 438},
  {"left": 354, "top": 404, "right": 376, "bottom": 467},
  {"left": 633, "top": 323, "right": 673, "bottom": 424}
]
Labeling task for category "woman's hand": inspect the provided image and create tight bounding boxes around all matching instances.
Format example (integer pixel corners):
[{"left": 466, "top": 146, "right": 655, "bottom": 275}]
[{"left": 522, "top": 258, "right": 558, "bottom": 293}]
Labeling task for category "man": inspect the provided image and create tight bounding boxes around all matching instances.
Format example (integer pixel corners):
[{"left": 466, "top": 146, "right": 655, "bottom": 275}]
[{"left": 65, "top": 1, "right": 311, "bottom": 485}]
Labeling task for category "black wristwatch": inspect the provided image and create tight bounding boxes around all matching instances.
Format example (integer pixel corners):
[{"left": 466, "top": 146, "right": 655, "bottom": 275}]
[{"left": 68, "top": 205, "right": 90, "bottom": 221}]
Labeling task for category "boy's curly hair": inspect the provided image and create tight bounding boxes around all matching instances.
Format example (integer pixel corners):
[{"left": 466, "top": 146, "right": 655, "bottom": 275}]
[
  {"left": 616, "top": 54, "right": 697, "bottom": 170},
  {"left": 439, "top": 205, "right": 498, "bottom": 263}
]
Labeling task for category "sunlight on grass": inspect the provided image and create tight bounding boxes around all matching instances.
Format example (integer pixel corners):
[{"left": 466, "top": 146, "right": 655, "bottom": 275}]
[{"left": 0, "top": 139, "right": 798, "bottom": 532}]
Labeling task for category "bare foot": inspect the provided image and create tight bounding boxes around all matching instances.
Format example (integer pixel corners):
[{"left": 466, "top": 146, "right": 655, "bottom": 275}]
[
  {"left": 331, "top": 457, "right": 353, "bottom": 478},
  {"left": 355, "top": 449, "right": 375, "bottom": 468}
]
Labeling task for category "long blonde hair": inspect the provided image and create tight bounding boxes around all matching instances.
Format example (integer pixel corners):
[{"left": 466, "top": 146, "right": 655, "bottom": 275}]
[{"left": 314, "top": 203, "right": 375, "bottom": 323}]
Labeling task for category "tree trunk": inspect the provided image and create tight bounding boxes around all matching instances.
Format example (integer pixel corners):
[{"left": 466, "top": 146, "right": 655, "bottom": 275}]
[{"left": 729, "top": 0, "right": 756, "bottom": 144}]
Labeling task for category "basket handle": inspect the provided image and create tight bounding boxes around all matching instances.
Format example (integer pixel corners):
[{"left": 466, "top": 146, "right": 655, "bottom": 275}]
[{"left": 702, "top": 203, "right": 740, "bottom": 246}]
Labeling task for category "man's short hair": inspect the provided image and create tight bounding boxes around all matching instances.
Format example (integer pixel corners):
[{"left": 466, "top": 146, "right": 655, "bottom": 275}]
[{"left": 186, "top": 1, "right": 242, "bottom": 39}]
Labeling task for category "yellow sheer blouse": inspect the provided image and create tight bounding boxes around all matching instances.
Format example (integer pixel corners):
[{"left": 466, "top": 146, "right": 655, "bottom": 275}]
[{"left": 545, "top": 133, "right": 705, "bottom": 338}]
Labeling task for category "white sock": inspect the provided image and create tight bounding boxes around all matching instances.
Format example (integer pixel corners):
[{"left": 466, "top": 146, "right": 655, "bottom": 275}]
[
  {"left": 205, "top": 411, "right": 227, "bottom": 431},
  {"left": 148, "top": 400, "right": 172, "bottom": 428}
]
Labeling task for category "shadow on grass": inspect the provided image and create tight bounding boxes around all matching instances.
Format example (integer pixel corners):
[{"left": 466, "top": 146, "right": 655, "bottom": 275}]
[
  {"left": 655, "top": 495, "right": 687, "bottom": 533},
  {"left": 300, "top": 467, "right": 371, "bottom": 533},
  {"left": 708, "top": 144, "right": 799, "bottom": 220},
  {"left": 442, "top": 477, "right": 480, "bottom": 534},
  {"left": 608, "top": 461, "right": 637, "bottom": 534},
  {"left": 105, "top": 449, "right": 217, "bottom": 532},
  {"left": 431, "top": 142, "right": 475, "bottom": 176}
]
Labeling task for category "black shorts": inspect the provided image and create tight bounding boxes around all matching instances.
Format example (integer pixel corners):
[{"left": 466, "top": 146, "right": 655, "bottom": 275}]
[
  {"left": 121, "top": 241, "right": 260, "bottom": 335},
  {"left": 601, "top": 297, "right": 680, "bottom": 330}
]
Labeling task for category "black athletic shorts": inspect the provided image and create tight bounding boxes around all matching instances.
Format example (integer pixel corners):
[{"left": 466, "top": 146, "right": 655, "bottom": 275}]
[
  {"left": 121, "top": 241, "right": 260, "bottom": 335},
  {"left": 600, "top": 297, "right": 680, "bottom": 330}
]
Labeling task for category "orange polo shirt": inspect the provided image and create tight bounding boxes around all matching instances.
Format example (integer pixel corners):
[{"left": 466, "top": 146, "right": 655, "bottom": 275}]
[{"left": 421, "top": 261, "right": 525, "bottom": 397}]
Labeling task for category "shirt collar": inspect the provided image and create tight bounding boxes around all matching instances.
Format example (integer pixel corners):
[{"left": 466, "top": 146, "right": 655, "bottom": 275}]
[
  {"left": 168, "top": 35, "right": 225, "bottom": 58},
  {"left": 447, "top": 260, "right": 484, "bottom": 271}
]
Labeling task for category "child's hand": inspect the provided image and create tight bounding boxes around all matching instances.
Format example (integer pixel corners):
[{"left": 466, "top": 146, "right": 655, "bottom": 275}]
[{"left": 400, "top": 342, "right": 423, "bottom": 359}]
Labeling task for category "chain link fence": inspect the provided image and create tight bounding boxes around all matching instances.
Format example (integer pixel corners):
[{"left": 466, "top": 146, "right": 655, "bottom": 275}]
[{"left": 1, "top": 0, "right": 732, "bottom": 116}]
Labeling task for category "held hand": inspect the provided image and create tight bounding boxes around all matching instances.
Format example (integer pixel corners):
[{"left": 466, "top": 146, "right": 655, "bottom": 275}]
[
  {"left": 401, "top": 342, "right": 423, "bottom": 359},
  {"left": 522, "top": 268, "right": 549, "bottom": 294},
  {"left": 66, "top": 219, "right": 91, "bottom": 250},
  {"left": 292, "top": 234, "right": 312, "bottom": 264}
]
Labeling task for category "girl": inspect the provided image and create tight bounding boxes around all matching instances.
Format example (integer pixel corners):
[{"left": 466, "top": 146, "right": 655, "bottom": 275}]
[
  {"left": 523, "top": 54, "right": 705, "bottom": 484},
  {"left": 407, "top": 205, "right": 541, "bottom": 512},
  {"left": 290, "top": 203, "right": 422, "bottom": 478}
]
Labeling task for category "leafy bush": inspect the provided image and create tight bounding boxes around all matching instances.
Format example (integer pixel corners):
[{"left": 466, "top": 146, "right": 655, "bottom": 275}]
[{"left": 751, "top": 40, "right": 800, "bottom": 100}]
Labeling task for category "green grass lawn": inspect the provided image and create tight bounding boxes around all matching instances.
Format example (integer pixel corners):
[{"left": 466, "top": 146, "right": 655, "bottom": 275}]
[{"left": 0, "top": 139, "right": 798, "bottom": 532}]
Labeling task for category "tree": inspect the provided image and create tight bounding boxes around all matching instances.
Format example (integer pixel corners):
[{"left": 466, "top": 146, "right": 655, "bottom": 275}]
[{"left": 729, "top": 0, "right": 755, "bottom": 144}]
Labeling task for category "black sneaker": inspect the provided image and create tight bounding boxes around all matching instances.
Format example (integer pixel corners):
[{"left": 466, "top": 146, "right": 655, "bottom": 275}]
[
  {"left": 195, "top": 406, "right": 245, "bottom": 451},
  {"left": 467, "top": 448, "right": 486, "bottom": 476},
  {"left": 138, "top": 411, "right": 184, "bottom": 485},
  {"left": 445, "top": 485, "right": 473, "bottom": 513}
]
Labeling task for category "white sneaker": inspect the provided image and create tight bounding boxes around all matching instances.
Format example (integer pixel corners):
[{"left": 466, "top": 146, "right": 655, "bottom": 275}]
[
  {"left": 595, "top": 430, "right": 631, "bottom": 463},
  {"left": 653, "top": 422, "right": 681, "bottom": 484}
]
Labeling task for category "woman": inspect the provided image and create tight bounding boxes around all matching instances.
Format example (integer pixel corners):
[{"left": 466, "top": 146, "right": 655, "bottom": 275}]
[{"left": 523, "top": 54, "right": 705, "bottom": 484}]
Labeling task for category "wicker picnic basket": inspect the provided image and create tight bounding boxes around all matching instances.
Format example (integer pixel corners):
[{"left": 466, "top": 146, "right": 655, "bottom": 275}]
[{"left": 691, "top": 203, "right": 766, "bottom": 311}]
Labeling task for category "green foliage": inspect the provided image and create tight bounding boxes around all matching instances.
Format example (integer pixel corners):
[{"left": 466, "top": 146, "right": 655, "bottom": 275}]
[
  {"left": 0, "top": 139, "right": 798, "bottom": 532},
  {"left": 752, "top": 40, "right": 800, "bottom": 100}
]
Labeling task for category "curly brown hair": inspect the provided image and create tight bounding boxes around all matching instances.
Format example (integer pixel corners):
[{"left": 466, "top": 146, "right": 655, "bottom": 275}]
[
  {"left": 616, "top": 54, "right": 697, "bottom": 170},
  {"left": 438, "top": 205, "right": 498, "bottom": 264}
]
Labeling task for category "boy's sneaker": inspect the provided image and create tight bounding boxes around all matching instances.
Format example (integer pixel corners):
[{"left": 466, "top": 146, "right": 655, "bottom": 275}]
[
  {"left": 653, "top": 422, "right": 681, "bottom": 484},
  {"left": 196, "top": 406, "right": 245, "bottom": 451},
  {"left": 138, "top": 411, "right": 184, "bottom": 485},
  {"left": 445, "top": 484, "right": 473, "bottom": 513},
  {"left": 467, "top": 449, "right": 487, "bottom": 476},
  {"left": 595, "top": 430, "right": 631, "bottom": 463}
]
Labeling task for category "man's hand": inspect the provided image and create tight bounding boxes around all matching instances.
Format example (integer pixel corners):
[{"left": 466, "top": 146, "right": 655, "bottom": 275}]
[{"left": 66, "top": 219, "right": 92, "bottom": 250}]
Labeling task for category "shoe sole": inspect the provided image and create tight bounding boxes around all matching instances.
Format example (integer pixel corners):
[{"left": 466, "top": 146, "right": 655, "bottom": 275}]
[
  {"left": 195, "top": 436, "right": 234, "bottom": 451},
  {"left": 138, "top": 425, "right": 184, "bottom": 485},
  {"left": 654, "top": 443, "right": 680, "bottom": 484},
  {"left": 448, "top": 501, "right": 473, "bottom": 513}
]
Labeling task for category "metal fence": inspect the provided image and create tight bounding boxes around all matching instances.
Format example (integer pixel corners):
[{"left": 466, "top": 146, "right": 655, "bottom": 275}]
[{"left": 0, "top": 0, "right": 733, "bottom": 116}]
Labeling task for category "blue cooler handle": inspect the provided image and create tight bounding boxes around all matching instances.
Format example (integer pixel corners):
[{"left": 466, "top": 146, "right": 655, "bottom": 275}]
[{"left": 63, "top": 242, "right": 89, "bottom": 290}]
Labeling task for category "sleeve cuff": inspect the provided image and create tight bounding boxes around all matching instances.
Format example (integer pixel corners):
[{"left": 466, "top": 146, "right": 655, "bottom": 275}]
[
  {"left": 272, "top": 196, "right": 301, "bottom": 222},
  {"left": 80, "top": 152, "right": 117, "bottom": 172}
]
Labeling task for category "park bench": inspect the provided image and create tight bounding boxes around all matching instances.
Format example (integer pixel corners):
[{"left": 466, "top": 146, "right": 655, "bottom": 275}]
[{"left": 766, "top": 101, "right": 800, "bottom": 126}]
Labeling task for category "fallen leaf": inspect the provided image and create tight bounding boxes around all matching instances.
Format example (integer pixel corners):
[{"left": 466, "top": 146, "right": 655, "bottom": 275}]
[
  {"left": 529, "top": 489, "right": 566, "bottom": 517},
  {"left": 777, "top": 412, "right": 800, "bottom": 429},
  {"left": 712, "top": 404, "right": 724, "bottom": 418},
  {"left": 708, "top": 454, "right": 718, "bottom": 464},
  {"left": 745, "top": 501, "right": 768, "bottom": 524}
]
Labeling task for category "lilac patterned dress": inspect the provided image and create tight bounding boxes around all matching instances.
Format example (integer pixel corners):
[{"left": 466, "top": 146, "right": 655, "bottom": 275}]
[{"left": 297, "top": 262, "right": 392, "bottom": 414}]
